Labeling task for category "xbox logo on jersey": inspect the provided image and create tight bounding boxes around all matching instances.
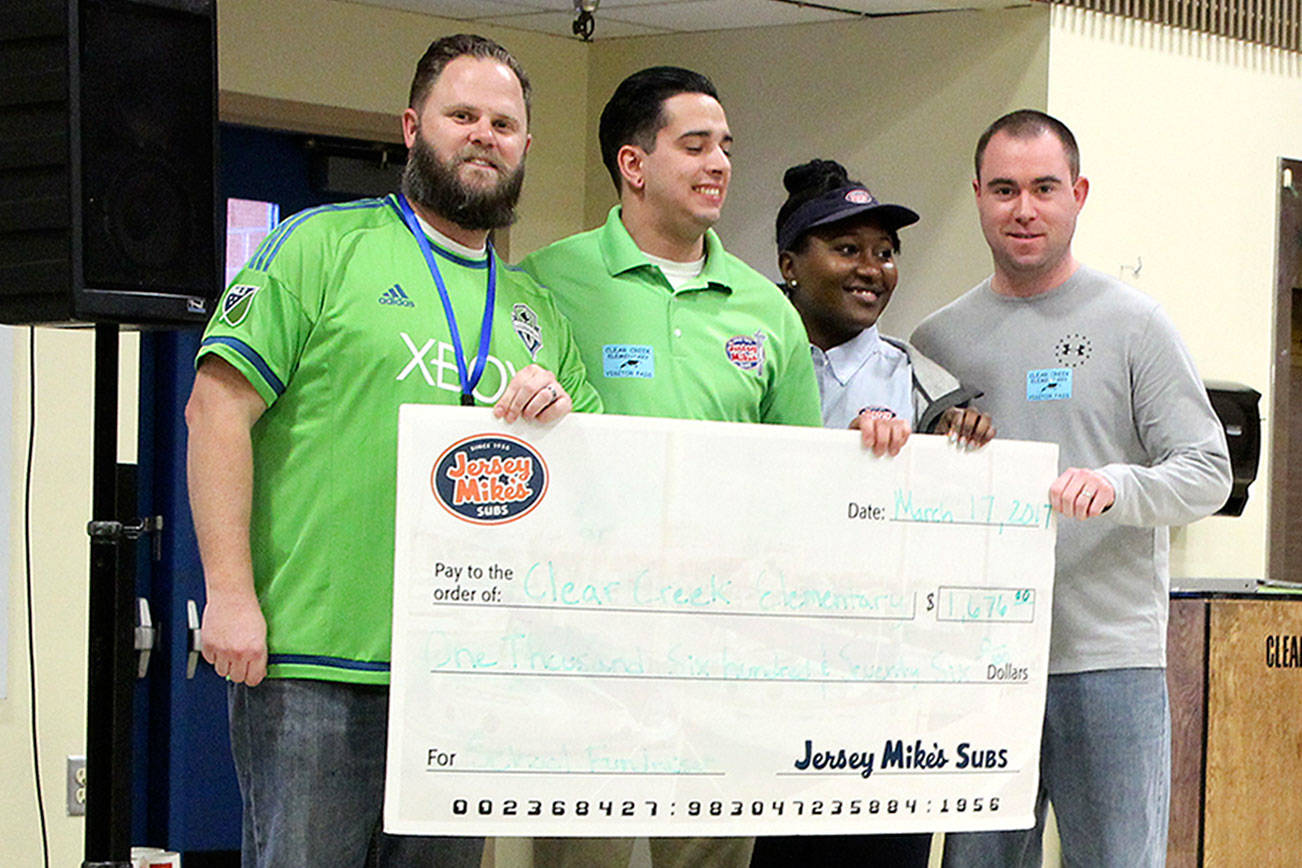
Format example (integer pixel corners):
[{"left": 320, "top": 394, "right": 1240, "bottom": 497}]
[{"left": 431, "top": 433, "right": 548, "bottom": 524}]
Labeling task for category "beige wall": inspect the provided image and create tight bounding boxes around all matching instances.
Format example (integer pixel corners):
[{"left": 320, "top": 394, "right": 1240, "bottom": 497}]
[
  {"left": 3, "top": 327, "right": 139, "bottom": 867},
  {"left": 1047, "top": 5, "right": 1302, "bottom": 579},
  {"left": 580, "top": 7, "right": 1052, "bottom": 337},
  {"left": 217, "top": 0, "right": 591, "bottom": 257}
]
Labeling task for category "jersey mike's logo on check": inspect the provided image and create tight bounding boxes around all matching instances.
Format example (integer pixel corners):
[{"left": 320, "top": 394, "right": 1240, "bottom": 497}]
[{"left": 431, "top": 434, "right": 548, "bottom": 524}]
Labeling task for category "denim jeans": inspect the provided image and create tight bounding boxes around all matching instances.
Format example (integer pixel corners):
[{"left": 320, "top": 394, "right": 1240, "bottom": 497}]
[
  {"left": 228, "top": 678, "right": 485, "bottom": 868},
  {"left": 941, "top": 668, "right": 1170, "bottom": 868},
  {"left": 749, "top": 832, "right": 931, "bottom": 867},
  {"left": 532, "top": 836, "right": 754, "bottom": 868}
]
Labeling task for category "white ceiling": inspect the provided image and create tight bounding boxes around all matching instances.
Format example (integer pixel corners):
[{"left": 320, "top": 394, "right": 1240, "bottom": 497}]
[{"left": 343, "top": 0, "right": 1024, "bottom": 40}]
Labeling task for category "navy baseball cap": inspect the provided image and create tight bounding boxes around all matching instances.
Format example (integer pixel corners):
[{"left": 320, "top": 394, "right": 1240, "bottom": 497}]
[{"left": 776, "top": 184, "right": 920, "bottom": 253}]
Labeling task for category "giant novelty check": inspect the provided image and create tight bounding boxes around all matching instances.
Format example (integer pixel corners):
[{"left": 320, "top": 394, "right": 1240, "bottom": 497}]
[{"left": 385, "top": 406, "right": 1058, "bottom": 836}]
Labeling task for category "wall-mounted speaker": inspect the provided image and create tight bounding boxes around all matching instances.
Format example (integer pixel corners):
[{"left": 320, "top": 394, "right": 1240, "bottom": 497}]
[
  {"left": 0, "top": 0, "right": 218, "bottom": 325},
  {"left": 1205, "top": 380, "right": 1262, "bottom": 517}
]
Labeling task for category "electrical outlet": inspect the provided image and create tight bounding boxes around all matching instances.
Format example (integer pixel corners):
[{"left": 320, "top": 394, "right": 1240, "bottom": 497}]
[{"left": 67, "top": 756, "right": 86, "bottom": 816}]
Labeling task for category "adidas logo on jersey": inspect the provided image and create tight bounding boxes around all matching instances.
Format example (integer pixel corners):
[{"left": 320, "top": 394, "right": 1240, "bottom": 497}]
[{"left": 379, "top": 284, "right": 415, "bottom": 307}]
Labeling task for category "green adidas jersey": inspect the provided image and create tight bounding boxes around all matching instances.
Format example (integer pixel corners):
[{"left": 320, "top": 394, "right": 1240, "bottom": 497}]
[
  {"left": 521, "top": 207, "right": 821, "bottom": 426},
  {"left": 198, "top": 194, "right": 601, "bottom": 684}
]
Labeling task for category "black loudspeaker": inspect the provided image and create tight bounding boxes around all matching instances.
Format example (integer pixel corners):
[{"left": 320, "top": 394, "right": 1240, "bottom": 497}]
[
  {"left": 1205, "top": 380, "right": 1262, "bottom": 517},
  {"left": 0, "top": 0, "right": 218, "bottom": 325}
]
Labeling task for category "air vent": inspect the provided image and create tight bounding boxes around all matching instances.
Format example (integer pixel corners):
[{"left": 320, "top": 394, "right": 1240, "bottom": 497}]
[{"left": 1045, "top": 0, "right": 1300, "bottom": 51}]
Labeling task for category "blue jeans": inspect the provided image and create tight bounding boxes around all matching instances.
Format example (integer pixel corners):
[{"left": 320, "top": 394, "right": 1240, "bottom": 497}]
[
  {"left": 749, "top": 832, "right": 931, "bottom": 867},
  {"left": 228, "top": 678, "right": 485, "bottom": 868},
  {"left": 942, "top": 668, "right": 1170, "bottom": 868},
  {"left": 532, "top": 837, "right": 754, "bottom": 868}
]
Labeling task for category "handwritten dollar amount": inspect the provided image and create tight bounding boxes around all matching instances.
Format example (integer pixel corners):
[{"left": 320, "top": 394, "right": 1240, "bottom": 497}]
[{"left": 926, "top": 587, "right": 1035, "bottom": 623}]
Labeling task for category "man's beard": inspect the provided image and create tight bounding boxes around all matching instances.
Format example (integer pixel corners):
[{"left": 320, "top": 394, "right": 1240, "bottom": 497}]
[{"left": 401, "top": 133, "right": 525, "bottom": 232}]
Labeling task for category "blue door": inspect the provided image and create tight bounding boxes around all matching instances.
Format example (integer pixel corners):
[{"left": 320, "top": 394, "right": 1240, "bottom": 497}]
[{"left": 132, "top": 124, "right": 402, "bottom": 858}]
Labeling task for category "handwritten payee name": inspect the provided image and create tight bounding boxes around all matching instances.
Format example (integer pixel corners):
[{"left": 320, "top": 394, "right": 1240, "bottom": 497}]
[{"left": 520, "top": 562, "right": 911, "bottom": 616}]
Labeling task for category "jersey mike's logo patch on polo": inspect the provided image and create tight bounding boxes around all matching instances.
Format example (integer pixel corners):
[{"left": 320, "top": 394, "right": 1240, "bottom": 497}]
[
  {"left": 379, "top": 283, "right": 415, "bottom": 307},
  {"left": 856, "top": 405, "right": 898, "bottom": 420},
  {"left": 431, "top": 433, "right": 548, "bottom": 524},
  {"left": 221, "top": 284, "right": 260, "bottom": 327},
  {"left": 512, "top": 303, "right": 542, "bottom": 359},
  {"left": 725, "top": 331, "right": 767, "bottom": 373}
]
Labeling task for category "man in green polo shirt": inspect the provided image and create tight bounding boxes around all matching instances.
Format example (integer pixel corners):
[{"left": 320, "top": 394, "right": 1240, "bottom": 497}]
[
  {"left": 522, "top": 66, "right": 819, "bottom": 429},
  {"left": 522, "top": 64, "right": 819, "bottom": 868}
]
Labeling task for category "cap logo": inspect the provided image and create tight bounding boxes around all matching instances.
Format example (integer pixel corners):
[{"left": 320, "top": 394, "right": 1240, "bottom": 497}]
[{"left": 845, "top": 189, "right": 873, "bottom": 205}]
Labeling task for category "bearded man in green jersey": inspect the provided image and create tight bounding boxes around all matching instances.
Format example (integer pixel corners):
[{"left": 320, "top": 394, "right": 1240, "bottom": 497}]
[{"left": 185, "top": 34, "right": 599, "bottom": 868}]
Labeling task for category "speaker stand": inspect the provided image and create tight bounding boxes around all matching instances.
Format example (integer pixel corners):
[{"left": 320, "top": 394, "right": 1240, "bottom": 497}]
[{"left": 83, "top": 323, "right": 134, "bottom": 868}]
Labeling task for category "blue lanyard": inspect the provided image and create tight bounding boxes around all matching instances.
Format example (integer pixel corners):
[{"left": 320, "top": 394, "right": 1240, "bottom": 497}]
[{"left": 397, "top": 194, "right": 496, "bottom": 406}]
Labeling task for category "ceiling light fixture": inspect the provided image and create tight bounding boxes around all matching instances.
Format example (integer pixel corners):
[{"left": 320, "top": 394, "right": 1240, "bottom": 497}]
[{"left": 573, "top": 0, "right": 599, "bottom": 41}]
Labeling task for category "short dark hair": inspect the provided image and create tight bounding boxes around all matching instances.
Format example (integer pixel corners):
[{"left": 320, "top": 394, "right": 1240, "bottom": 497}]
[
  {"left": 409, "top": 34, "right": 531, "bottom": 122},
  {"left": 974, "top": 109, "right": 1079, "bottom": 180},
  {"left": 598, "top": 66, "right": 719, "bottom": 193}
]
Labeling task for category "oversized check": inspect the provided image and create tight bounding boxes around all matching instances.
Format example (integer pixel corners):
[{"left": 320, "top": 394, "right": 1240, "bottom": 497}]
[{"left": 386, "top": 406, "right": 1058, "bottom": 837}]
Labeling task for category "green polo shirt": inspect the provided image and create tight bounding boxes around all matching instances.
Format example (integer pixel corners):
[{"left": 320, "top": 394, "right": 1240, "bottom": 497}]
[{"left": 521, "top": 207, "right": 820, "bottom": 425}]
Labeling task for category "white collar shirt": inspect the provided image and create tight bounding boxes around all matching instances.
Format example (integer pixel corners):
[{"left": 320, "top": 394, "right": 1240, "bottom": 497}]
[{"left": 811, "top": 325, "right": 914, "bottom": 430}]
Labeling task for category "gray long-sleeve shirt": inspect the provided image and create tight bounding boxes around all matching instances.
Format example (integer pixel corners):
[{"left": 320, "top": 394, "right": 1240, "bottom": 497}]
[{"left": 911, "top": 266, "right": 1231, "bottom": 673}]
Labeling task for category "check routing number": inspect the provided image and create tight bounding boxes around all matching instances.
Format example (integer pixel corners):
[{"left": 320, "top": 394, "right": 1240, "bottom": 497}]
[{"left": 386, "top": 406, "right": 1058, "bottom": 836}]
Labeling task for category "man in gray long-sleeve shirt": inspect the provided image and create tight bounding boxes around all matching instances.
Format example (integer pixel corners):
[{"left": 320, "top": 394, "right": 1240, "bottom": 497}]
[{"left": 911, "top": 110, "right": 1230, "bottom": 868}]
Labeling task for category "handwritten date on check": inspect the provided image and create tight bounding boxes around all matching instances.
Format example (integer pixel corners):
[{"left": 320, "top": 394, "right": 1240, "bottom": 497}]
[{"left": 386, "top": 407, "right": 1058, "bottom": 837}]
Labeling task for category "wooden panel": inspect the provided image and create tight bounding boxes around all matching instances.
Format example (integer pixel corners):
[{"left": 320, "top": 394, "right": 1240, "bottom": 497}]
[
  {"left": 1267, "top": 160, "right": 1302, "bottom": 587},
  {"left": 1204, "top": 599, "right": 1302, "bottom": 865},
  {"left": 1167, "top": 598, "right": 1207, "bottom": 868},
  {"left": 218, "top": 91, "right": 402, "bottom": 144}
]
